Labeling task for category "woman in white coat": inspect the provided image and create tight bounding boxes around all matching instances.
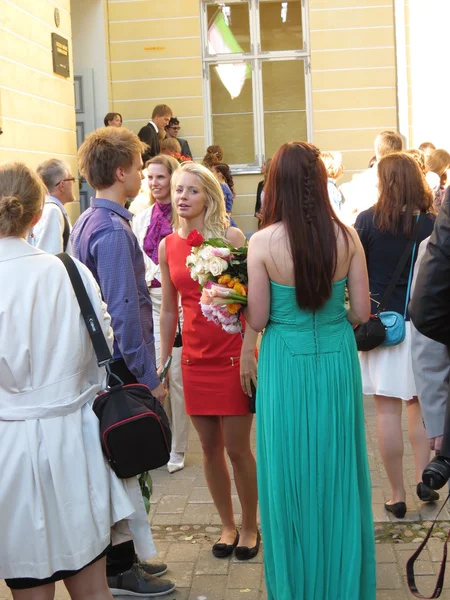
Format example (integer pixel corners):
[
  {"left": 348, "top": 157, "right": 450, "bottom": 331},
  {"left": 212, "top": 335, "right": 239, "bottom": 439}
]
[
  {"left": 0, "top": 162, "right": 154, "bottom": 599},
  {"left": 133, "top": 155, "right": 190, "bottom": 473}
]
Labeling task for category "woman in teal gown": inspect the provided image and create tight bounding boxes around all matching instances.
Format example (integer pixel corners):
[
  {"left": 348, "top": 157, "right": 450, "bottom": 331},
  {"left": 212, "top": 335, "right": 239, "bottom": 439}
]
[{"left": 245, "top": 142, "right": 376, "bottom": 600}]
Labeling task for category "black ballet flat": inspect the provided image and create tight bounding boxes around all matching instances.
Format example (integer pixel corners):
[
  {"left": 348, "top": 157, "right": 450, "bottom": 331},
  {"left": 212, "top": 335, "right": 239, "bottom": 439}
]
[
  {"left": 212, "top": 530, "right": 239, "bottom": 558},
  {"left": 234, "top": 530, "right": 261, "bottom": 561},
  {"left": 385, "top": 501, "right": 407, "bottom": 519},
  {"left": 417, "top": 482, "right": 440, "bottom": 502}
]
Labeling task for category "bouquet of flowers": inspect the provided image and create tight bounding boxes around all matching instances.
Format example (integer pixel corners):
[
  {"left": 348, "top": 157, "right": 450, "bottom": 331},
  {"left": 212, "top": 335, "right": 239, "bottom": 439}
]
[
  {"left": 186, "top": 229, "right": 248, "bottom": 334},
  {"left": 173, "top": 152, "right": 193, "bottom": 164}
]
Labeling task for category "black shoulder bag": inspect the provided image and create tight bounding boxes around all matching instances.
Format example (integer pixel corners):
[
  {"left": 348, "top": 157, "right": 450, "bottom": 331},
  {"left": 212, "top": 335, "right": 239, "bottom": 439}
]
[
  {"left": 354, "top": 213, "right": 425, "bottom": 351},
  {"left": 57, "top": 253, "right": 171, "bottom": 478}
]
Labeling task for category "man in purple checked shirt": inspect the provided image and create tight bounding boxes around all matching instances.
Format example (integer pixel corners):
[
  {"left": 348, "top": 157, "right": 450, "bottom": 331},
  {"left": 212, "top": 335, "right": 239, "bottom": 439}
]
[{"left": 71, "top": 126, "right": 175, "bottom": 598}]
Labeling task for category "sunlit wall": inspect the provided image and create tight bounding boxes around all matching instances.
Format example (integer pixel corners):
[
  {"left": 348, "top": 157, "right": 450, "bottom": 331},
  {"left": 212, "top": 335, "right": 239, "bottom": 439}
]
[{"left": 408, "top": 0, "right": 450, "bottom": 147}]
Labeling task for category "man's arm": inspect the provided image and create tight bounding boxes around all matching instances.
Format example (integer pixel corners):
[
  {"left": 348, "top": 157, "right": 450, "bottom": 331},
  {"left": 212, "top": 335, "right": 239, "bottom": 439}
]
[
  {"left": 92, "top": 230, "right": 161, "bottom": 391},
  {"left": 33, "top": 204, "right": 64, "bottom": 254},
  {"left": 410, "top": 192, "right": 450, "bottom": 346},
  {"left": 180, "top": 139, "right": 192, "bottom": 159}
]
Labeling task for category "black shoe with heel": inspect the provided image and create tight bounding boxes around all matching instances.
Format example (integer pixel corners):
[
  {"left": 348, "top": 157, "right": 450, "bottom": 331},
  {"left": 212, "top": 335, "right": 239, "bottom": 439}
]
[
  {"left": 417, "top": 482, "right": 440, "bottom": 502},
  {"left": 212, "top": 530, "right": 239, "bottom": 558},
  {"left": 234, "top": 530, "right": 261, "bottom": 561},
  {"left": 385, "top": 501, "right": 407, "bottom": 519}
]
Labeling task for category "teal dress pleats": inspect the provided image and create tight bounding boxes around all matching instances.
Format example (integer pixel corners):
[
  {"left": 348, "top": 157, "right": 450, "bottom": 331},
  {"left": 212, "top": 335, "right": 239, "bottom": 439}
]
[{"left": 257, "top": 279, "right": 376, "bottom": 600}]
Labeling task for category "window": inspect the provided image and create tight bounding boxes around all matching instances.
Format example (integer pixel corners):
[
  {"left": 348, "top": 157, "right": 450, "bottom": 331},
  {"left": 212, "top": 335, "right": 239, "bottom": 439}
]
[{"left": 201, "top": 0, "right": 311, "bottom": 171}]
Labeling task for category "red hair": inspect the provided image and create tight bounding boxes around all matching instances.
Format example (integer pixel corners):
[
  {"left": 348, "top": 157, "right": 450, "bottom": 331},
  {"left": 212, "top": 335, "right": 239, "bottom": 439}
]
[{"left": 262, "top": 141, "right": 350, "bottom": 311}]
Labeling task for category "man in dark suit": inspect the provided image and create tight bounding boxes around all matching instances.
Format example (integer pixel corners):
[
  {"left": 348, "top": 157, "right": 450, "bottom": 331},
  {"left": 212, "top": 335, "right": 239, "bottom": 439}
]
[
  {"left": 137, "top": 104, "right": 173, "bottom": 163},
  {"left": 165, "top": 117, "right": 192, "bottom": 159}
]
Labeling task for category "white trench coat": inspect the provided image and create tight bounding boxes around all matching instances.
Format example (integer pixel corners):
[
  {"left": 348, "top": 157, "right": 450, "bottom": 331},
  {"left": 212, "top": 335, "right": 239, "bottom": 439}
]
[{"left": 0, "top": 238, "right": 155, "bottom": 580}]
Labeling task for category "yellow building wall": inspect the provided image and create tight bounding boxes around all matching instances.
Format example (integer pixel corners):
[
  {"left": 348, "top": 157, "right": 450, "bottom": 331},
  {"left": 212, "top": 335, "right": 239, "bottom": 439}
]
[
  {"left": 309, "top": 0, "right": 398, "bottom": 181},
  {"left": 107, "top": 0, "right": 204, "bottom": 158},
  {"left": 0, "top": 0, "right": 79, "bottom": 218}
]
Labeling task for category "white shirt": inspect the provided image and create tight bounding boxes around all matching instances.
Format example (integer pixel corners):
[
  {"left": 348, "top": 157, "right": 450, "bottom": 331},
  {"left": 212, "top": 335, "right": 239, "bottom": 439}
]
[
  {"left": 150, "top": 120, "right": 159, "bottom": 133},
  {"left": 29, "top": 195, "right": 73, "bottom": 255},
  {"left": 0, "top": 238, "right": 156, "bottom": 579}
]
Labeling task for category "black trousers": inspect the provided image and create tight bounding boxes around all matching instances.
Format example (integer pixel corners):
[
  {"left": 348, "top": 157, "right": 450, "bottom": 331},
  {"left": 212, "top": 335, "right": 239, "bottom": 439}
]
[{"left": 106, "top": 359, "right": 138, "bottom": 577}]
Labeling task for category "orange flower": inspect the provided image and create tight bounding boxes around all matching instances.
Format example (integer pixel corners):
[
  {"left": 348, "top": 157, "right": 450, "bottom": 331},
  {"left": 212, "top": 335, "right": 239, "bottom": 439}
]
[
  {"left": 233, "top": 282, "right": 247, "bottom": 296},
  {"left": 226, "top": 303, "right": 241, "bottom": 314},
  {"left": 228, "top": 277, "right": 239, "bottom": 289},
  {"left": 218, "top": 274, "right": 231, "bottom": 285}
]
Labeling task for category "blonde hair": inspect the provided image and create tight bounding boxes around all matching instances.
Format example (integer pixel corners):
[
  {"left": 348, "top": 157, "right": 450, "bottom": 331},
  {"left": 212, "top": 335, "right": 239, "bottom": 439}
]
[
  {"left": 171, "top": 162, "right": 227, "bottom": 239},
  {"left": 320, "top": 151, "right": 344, "bottom": 180},
  {"left": 375, "top": 130, "right": 403, "bottom": 159},
  {"left": 160, "top": 137, "right": 181, "bottom": 155},
  {"left": 0, "top": 162, "right": 46, "bottom": 236},
  {"left": 405, "top": 148, "right": 426, "bottom": 175},
  {"left": 78, "top": 127, "right": 146, "bottom": 190},
  {"left": 147, "top": 155, "right": 179, "bottom": 206},
  {"left": 426, "top": 149, "right": 450, "bottom": 177}
]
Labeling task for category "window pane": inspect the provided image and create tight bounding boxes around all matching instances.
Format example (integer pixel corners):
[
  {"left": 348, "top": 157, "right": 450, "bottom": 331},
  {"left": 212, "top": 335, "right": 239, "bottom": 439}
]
[
  {"left": 260, "top": 1, "right": 303, "bottom": 52},
  {"left": 206, "top": 2, "right": 251, "bottom": 55},
  {"left": 210, "top": 63, "right": 255, "bottom": 165},
  {"left": 262, "top": 60, "right": 307, "bottom": 158}
]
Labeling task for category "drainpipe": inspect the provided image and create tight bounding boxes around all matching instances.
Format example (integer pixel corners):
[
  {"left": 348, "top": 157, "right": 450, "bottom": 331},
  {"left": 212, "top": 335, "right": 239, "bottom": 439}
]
[{"left": 393, "top": 0, "right": 409, "bottom": 147}]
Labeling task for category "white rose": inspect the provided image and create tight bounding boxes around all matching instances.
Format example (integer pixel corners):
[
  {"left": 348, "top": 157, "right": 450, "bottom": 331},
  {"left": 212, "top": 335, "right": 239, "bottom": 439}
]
[
  {"left": 199, "top": 245, "right": 214, "bottom": 260},
  {"left": 198, "top": 274, "right": 210, "bottom": 286},
  {"left": 186, "top": 253, "right": 198, "bottom": 267},
  {"left": 208, "top": 257, "right": 228, "bottom": 277},
  {"left": 212, "top": 247, "right": 231, "bottom": 258}
]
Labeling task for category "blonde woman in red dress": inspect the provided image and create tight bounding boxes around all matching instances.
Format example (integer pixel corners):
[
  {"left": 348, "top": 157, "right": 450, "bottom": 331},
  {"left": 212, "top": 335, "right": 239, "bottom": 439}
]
[{"left": 159, "top": 162, "right": 260, "bottom": 559}]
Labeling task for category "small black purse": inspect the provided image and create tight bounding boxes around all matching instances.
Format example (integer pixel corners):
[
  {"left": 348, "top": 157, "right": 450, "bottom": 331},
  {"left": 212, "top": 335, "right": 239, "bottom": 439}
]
[{"left": 354, "top": 316, "right": 386, "bottom": 351}]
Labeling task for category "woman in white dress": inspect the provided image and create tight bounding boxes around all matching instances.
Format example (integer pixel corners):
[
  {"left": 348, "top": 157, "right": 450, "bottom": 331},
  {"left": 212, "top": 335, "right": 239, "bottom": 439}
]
[
  {"left": 0, "top": 162, "right": 153, "bottom": 598},
  {"left": 132, "top": 155, "right": 190, "bottom": 473},
  {"left": 354, "top": 153, "right": 437, "bottom": 518}
]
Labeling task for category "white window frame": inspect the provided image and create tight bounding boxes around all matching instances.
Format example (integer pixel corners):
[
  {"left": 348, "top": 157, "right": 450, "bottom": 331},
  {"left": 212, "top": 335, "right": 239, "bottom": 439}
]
[{"left": 200, "top": 0, "right": 313, "bottom": 173}]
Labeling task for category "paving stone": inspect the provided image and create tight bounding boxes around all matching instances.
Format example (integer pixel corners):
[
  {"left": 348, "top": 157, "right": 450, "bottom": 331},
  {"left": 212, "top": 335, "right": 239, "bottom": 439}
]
[
  {"left": 395, "top": 550, "right": 434, "bottom": 574},
  {"left": 211, "top": 512, "right": 242, "bottom": 526},
  {"left": 228, "top": 563, "right": 263, "bottom": 589},
  {"left": 166, "top": 543, "right": 201, "bottom": 563},
  {"left": 166, "top": 561, "right": 195, "bottom": 588},
  {"left": 181, "top": 503, "right": 217, "bottom": 525},
  {"left": 224, "top": 589, "right": 261, "bottom": 600},
  {"left": 166, "top": 479, "right": 199, "bottom": 495},
  {"left": 156, "top": 494, "right": 189, "bottom": 514},
  {"left": 376, "top": 544, "right": 396, "bottom": 563},
  {"left": 153, "top": 540, "right": 171, "bottom": 559},
  {"left": 189, "top": 487, "right": 214, "bottom": 504},
  {"left": 188, "top": 575, "right": 228, "bottom": 600},
  {"left": 195, "top": 546, "right": 231, "bottom": 576},
  {"left": 376, "top": 563, "right": 403, "bottom": 589},
  {"left": 375, "top": 590, "right": 409, "bottom": 600},
  {"left": 152, "top": 513, "right": 182, "bottom": 526}
]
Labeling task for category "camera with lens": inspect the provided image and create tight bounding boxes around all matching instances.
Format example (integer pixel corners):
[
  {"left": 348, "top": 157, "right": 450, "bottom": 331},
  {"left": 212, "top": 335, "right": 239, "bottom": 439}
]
[
  {"left": 423, "top": 455, "right": 450, "bottom": 490},
  {"left": 423, "top": 400, "right": 450, "bottom": 490}
]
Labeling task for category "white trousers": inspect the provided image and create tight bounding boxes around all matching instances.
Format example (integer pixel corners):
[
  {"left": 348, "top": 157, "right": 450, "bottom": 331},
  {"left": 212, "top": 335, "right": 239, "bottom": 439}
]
[{"left": 150, "top": 287, "right": 190, "bottom": 453}]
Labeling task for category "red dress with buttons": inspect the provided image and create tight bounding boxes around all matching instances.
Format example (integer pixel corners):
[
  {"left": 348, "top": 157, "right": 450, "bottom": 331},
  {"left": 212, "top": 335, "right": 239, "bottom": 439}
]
[{"left": 165, "top": 231, "right": 249, "bottom": 415}]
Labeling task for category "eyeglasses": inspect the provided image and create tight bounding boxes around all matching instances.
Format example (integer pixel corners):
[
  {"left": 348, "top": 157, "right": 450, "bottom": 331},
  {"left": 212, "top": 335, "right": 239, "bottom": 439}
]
[
  {"left": 167, "top": 126, "right": 180, "bottom": 131},
  {"left": 56, "top": 177, "right": 77, "bottom": 186}
]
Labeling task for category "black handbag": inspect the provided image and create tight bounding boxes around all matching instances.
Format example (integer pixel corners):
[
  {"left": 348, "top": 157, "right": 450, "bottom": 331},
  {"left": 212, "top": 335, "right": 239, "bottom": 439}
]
[
  {"left": 354, "top": 213, "right": 425, "bottom": 352},
  {"left": 57, "top": 253, "right": 171, "bottom": 478}
]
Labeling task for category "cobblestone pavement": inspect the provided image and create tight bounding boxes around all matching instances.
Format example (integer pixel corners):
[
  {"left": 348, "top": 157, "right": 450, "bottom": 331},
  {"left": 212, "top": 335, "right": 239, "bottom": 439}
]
[{"left": 2, "top": 396, "right": 450, "bottom": 599}]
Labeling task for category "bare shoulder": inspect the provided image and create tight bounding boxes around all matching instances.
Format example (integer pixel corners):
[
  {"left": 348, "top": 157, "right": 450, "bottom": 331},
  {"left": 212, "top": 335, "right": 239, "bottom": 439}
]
[
  {"left": 336, "top": 222, "right": 357, "bottom": 255},
  {"left": 226, "top": 226, "right": 247, "bottom": 247}
]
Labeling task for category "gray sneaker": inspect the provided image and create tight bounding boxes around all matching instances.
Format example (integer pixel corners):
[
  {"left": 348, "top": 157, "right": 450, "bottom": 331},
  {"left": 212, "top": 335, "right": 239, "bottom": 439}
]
[
  {"left": 135, "top": 555, "right": 168, "bottom": 577},
  {"left": 108, "top": 563, "right": 176, "bottom": 597}
]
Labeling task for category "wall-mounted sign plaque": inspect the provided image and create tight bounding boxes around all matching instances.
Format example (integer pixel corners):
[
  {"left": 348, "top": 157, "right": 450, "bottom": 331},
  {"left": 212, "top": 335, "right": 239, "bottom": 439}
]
[{"left": 51, "top": 33, "right": 70, "bottom": 78}]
